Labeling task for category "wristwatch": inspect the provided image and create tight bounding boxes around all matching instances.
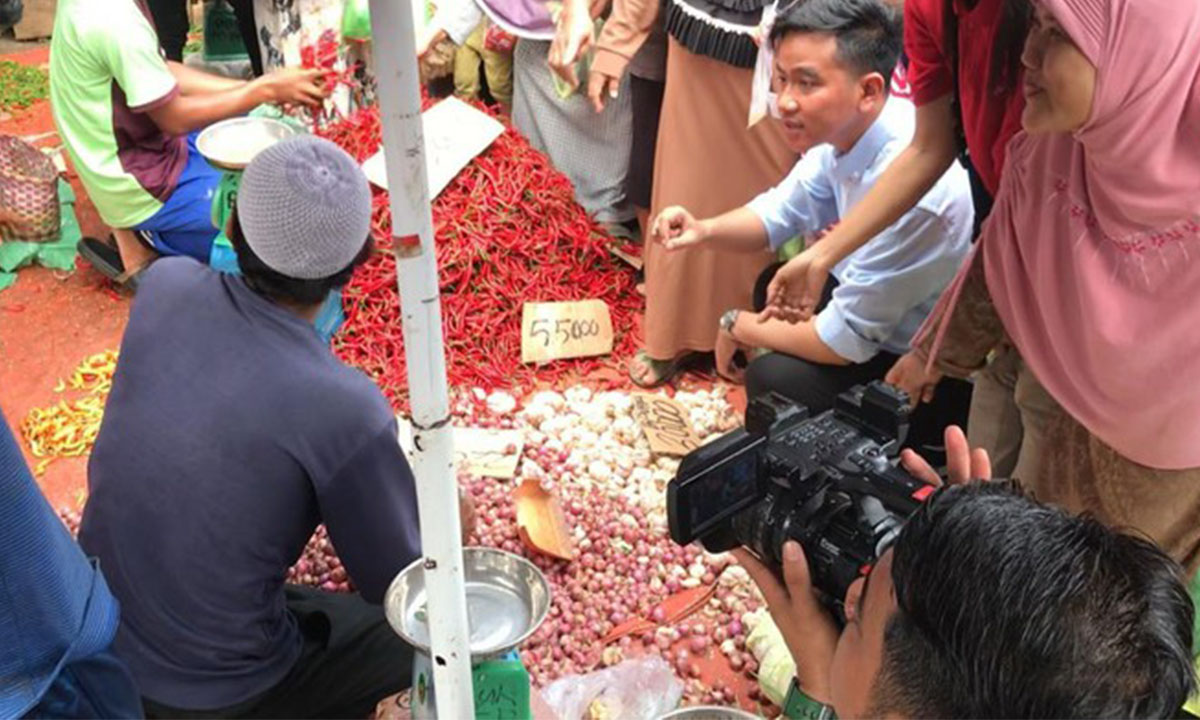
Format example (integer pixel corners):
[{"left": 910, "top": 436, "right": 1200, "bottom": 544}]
[
  {"left": 719, "top": 308, "right": 741, "bottom": 336},
  {"left": 783, "top": 678, "right": 837, "bottom": 720}
]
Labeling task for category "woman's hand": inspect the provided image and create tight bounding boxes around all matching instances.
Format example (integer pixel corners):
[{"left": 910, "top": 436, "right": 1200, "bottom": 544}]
[
  {"left": 548, "top": 1, "right": 594, "bottom": 89},
  {"left": 715, "top": 326, "right": 749, "bottom": 383},
  {"left": 884, "top": 351, "right": 943, "bottom": 407},
  {"left": 587, "top": 69, "right": 620, "bottom": 113}
]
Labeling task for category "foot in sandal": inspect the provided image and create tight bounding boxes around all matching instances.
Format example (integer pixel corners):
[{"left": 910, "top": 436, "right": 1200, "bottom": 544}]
[{"left": 628, "top": 349, "right": 693, "bottom": 389}]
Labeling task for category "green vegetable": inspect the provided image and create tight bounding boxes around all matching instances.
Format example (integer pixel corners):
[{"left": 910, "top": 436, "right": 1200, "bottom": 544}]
[{"left": 0, "top": 61, "right": 49, "bottom": 114}]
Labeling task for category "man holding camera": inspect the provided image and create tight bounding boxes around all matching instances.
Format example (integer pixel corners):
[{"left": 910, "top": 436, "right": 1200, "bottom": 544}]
[
  {"left": 651, "top": 0, "right": 971, "bottom": 418},
  {"left": 734, "top": 427, "right": 1197, "bottom": 718}
]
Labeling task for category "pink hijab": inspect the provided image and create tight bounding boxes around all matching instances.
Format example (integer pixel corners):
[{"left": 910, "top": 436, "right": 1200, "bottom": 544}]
[{"left": 981, "top": 0, "right": 1200, "bottom": 469}]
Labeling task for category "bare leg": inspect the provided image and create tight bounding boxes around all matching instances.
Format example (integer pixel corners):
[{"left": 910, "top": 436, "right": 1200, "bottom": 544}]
[{"left": 113, "top": 229, "right": 159, "bottom": 275}]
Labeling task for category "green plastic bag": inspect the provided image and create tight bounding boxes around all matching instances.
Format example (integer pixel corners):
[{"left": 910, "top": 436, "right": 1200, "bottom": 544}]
[
  {"left": 550, "top": 18, "right": 604, "bottom": 100},
  {"left": 342, "top": 0, "right": 372, "bottom": 42}
]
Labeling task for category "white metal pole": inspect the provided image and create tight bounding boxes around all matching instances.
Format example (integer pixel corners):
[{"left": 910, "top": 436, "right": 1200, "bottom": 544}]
[{"left": 366, "top": 0, "right": 476, "bottom": 716}]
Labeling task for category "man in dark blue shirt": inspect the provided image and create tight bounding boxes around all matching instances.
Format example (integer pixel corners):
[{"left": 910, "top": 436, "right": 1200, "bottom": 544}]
[{"left": 79, "top": 137, "right": 427, "bottom": 718}]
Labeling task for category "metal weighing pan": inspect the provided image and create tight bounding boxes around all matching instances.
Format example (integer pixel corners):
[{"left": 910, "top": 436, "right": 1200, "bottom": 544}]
[
  {"left": 659, "top": 706, "right": 762, "bottom": 720},
  {"left": 384, "top": 547, "right": 551, "bottom": 660},
  {"left": 196, "top": 117, "right": 298, "bottom": 172}
]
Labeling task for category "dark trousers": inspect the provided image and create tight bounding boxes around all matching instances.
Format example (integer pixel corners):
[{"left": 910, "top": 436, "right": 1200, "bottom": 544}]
[
  {"left": 146, "top": 0, "right": 264, "bottom": 77},
  {"left": 143, "top": 586, "right": 414, "bottom": 719},
  {"left": 745, "top": 263, "right": 971, "bottom": 454}
]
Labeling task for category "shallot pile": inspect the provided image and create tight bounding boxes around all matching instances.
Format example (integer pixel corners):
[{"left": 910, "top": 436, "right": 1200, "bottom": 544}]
[
  {"left": 58, "top": 384, "right": 781, "bottom": 712},
  {"left": 283, "top": 386, "right": 779, "bottom": 711}
]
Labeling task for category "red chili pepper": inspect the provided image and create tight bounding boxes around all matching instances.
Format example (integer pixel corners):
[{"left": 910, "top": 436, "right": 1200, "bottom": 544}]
[{"left": 317, "top": 100, "right": 642, "bottom": 411}]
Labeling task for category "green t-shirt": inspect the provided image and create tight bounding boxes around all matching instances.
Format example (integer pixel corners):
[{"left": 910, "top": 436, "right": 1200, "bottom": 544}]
[{"left": 49, "top": 0, "right": 188, "bottom": 229}]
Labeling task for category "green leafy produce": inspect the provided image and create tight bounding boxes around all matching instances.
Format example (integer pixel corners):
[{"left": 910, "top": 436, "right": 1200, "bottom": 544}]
[{"left": 0, "top": 61, "right": 49, "bottom": 114}]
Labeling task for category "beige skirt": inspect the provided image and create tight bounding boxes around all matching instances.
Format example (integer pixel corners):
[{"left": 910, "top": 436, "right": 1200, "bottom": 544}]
[{"left": 642, "top": 38, "right": 796, "bottom": 360}]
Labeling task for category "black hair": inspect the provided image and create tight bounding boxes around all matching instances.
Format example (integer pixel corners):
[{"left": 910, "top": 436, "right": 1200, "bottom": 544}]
[
  {"left": 769, "top": 0, "right": 902, "bottom": 90},
  {"left": 228, "top": 209, "right": 373, "bottom": 307},
  {"left": 948, "top": 0, "right": 1032, "bottom": 95},
  {"left": 871, "top": 482, "right": 1196, "bottom": 718}
]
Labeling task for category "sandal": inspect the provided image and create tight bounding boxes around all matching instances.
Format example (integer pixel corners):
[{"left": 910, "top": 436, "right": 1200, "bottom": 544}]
[
  {"left": 601, "top": 220, "right": 641, "bottom": 244},
  {"left": 628, "top": 349, "right": 693, "bottom": 389},
  {"left": 77, "top": 237, "right": 152, "bottom": 291}
]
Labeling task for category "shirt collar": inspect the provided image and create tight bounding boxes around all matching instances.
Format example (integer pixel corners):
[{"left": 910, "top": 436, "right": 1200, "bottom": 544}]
[{"left": 829, "top": 99, "right": 899, "bottom": 184}]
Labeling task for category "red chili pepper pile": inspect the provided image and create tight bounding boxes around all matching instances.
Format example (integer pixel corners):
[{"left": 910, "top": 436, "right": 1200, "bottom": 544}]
[{"left": 316, "top": 103, "right": 642, "bottom": 409}]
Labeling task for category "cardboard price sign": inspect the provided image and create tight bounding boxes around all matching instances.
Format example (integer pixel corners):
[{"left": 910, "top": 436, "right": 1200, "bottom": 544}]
[
  {"left": 520, "top": 300, "right": 614, "bottom": 364},
  {"left": 453, "top": 428, "right": 525, "bottom": 479},
  {"left": 632, "top": 393, "right": 702, "bottom": 456},
  {"left": 362, "top": 97, "right": 505, "bottom": 199}
]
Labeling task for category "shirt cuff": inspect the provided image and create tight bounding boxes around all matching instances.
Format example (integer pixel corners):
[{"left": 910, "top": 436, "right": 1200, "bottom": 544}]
[
  {"left": 909, "top": 76, "right": 953, "bottom": 107},
  {"left": 590, "top": 48, "right": 631, "bottom": 80},
  {"left": 129, "top": 83, "right": 180, "bottom": 113},
  {"left": 745, "top": 197, "right": 793, "bottom": 252},
  {"left": 814, "top": 302, "right": 879, "bottom": 364}
]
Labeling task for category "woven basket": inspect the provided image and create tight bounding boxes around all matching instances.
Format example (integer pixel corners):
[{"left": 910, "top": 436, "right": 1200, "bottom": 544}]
[{"left": 0, "top": 135, "right": 60, "bottom": 243}]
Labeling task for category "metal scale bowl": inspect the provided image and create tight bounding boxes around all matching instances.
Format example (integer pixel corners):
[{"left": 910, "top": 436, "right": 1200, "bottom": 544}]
[
  {"left": 195, "top": 117, "right": 298, "bottom": 172},
  {"left": 194, "top": 116, "right": 298, "bottom": 275},
  {"left": 385, "top": 547, "right": 551, "bottom": 718}
]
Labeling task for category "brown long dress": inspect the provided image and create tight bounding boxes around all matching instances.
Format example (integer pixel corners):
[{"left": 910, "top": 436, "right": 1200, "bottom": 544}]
[
  {"left": 917, "top": 251, "right": 1200, "bottom": 577},
  {"left": 643, "top": 38, "right": 797, "bottom": 361}
]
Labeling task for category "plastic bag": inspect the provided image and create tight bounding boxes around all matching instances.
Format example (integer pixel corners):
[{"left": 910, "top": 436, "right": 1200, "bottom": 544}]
[
  {"left": 542, "top": 656, "right": 683, "bottom": 720},
  {"left": 745, "top": 609, "right": 796, "bottom": 707},
  {"left": 747, "top": 0, "right": 778, "bottom": 128},
  {"left": 342, "top": 0, "right": 372, "bottom": 42}
]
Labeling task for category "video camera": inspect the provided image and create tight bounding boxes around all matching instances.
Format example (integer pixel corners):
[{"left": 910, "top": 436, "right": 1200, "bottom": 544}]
[{"left": 667, "top": 382, "right": 936, "bottom": 610}]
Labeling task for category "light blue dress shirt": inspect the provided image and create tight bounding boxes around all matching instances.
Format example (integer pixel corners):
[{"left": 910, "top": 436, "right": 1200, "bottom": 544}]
[{"left": 747, "top": 98, "right": 974, "bottom": 363}]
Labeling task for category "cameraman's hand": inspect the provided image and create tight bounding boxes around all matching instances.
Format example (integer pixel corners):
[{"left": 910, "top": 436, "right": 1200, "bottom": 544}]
[
  {"left": 652, "top": 206, "right": 708, "bottom": 250},
  {"left": 253, "top": 68, "right": 330, "bottom": 108},
  {"left": 884, "top": 351, "right": 942, "bottom": 407},
  {"left": 900, "top": 425, "right": 991, "bottom": 487},
  {"left": 733, "top": 542, "right": 837, "bottom": 704},
  {"left": 759, "top": 245, "right": 834, "bottom": 324}
]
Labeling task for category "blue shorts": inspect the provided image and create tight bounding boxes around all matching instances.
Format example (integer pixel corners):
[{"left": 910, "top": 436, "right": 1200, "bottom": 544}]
[{"left": 134, "top": 132, "right": 221, "bottom": 262}]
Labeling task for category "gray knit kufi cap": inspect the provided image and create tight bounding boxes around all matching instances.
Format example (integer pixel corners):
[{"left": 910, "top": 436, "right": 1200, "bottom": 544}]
[{"left": 236, "top": 135, "right": 372, "bottom": 280}]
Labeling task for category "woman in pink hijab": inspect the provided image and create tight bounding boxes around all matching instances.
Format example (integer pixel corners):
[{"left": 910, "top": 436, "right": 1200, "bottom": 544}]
[{"left": 889, "top": 0, "right": 1200, "bottom": 575}]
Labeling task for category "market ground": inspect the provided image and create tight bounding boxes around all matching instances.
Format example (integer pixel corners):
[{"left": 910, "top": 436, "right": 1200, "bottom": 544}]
[
  {"left": 0, "top": 45, "right": 748, "bottom": 514},
  {"left": 2, "top": 44, "right": 130, "bottom": 511}
]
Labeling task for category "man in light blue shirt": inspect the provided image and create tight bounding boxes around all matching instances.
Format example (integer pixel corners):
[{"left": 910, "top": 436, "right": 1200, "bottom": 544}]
[{"left": 652, "top": 0, "right": 972, "bottom": 421}]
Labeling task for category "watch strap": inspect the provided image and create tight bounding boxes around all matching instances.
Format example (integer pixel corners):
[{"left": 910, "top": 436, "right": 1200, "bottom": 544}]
[{"left": 783, "top": 678, "right": 836, "bottom": 720}]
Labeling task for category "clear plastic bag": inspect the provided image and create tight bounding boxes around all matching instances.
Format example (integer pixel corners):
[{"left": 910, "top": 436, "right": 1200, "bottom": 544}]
[
  {"left": 542, "top": 656, "right": 684, "bottom": 720},
  {"left": 747, "top": 0, "right": 778, "bottom": 129}
]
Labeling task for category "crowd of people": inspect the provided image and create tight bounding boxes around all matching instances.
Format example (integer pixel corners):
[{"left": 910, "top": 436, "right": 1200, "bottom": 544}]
[{"left": 3, "top": 0, "right": 1200, "bottom": 716}]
